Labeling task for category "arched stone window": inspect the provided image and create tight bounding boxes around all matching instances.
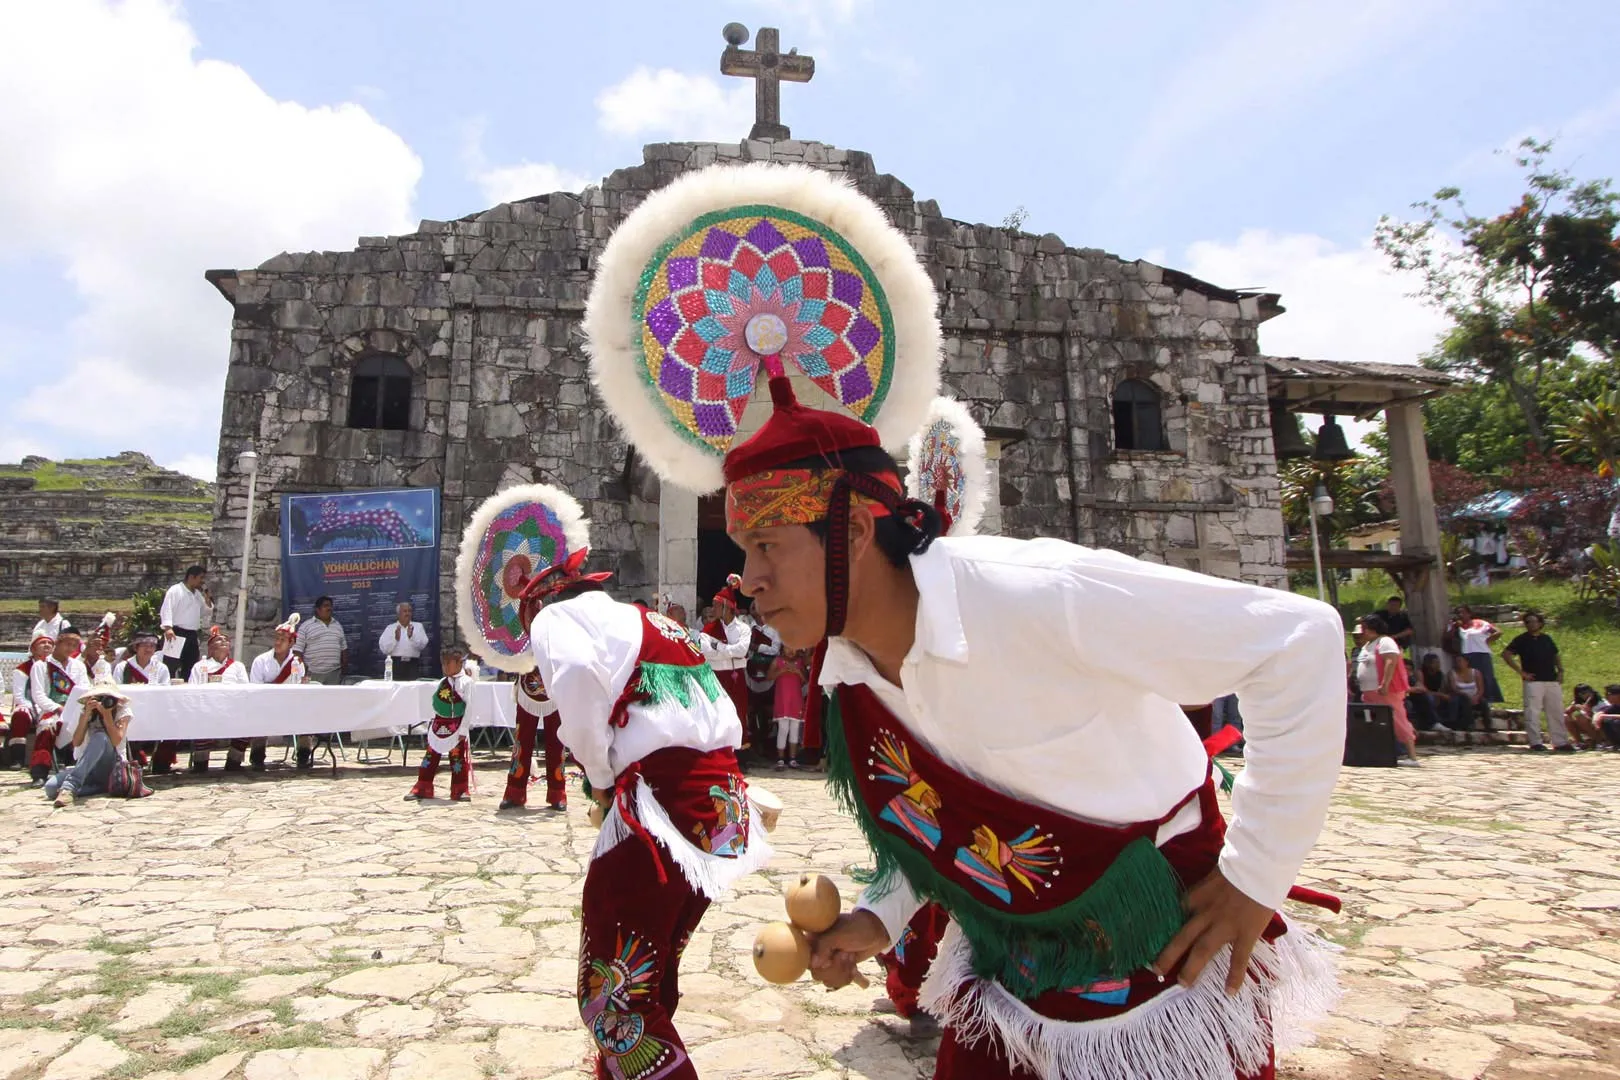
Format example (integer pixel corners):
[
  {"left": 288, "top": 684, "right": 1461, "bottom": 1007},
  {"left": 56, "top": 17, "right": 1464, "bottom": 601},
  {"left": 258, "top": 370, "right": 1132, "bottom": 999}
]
[
  {"left": 1112, "top": 379, "right": 1164, "bottom": 452},
  {"left": 347, "top": 354, "right": 414, "bottom": 431}
]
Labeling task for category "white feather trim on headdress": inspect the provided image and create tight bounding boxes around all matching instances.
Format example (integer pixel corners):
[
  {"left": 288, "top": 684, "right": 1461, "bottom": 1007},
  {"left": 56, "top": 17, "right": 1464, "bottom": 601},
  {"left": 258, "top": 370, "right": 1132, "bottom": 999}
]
[
  {"left": 276, "top": 612, "right": 301, "bottom": 635},
  {"left": 906, "top": 396, "right": 989, "bottom": 537},
  {"left": 454, "top": 482, "right": 591, "bottom": 673},
  {"left": 584, "top": 161, "right": 943, "bottom": 493}
]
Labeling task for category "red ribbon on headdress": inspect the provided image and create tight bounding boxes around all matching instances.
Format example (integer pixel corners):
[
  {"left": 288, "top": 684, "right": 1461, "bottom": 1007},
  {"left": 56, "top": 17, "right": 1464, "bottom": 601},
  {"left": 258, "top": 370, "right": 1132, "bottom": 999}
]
[{"left": 515, "top": 547, "right": 615, "bottom": 630}]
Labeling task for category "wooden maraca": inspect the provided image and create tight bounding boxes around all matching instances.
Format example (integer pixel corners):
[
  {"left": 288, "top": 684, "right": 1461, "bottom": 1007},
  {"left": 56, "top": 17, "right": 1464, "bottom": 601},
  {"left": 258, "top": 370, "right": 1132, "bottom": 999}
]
[{"left": 752, "top": 872, "right": 870, "bottom": 987}]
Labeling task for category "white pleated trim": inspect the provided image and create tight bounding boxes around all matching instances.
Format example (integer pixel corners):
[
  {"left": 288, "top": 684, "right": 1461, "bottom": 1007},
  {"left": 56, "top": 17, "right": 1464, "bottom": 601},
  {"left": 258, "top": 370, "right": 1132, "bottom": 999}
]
[
  {"left": 918, "top": 920, "right": 1341, "bottom": 1080},
  {"left": 591, "top": 775, "right": 774, "bottom": 900}
]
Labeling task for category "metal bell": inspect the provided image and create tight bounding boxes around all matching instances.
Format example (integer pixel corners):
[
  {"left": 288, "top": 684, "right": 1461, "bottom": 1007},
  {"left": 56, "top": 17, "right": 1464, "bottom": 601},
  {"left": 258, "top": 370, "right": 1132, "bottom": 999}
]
[
  {"left": 1313, "top": 416, "right": 1355, "bottom": 461},
  {"left": 1269, "top": 403, "right": 1312, "bottom": 459}
]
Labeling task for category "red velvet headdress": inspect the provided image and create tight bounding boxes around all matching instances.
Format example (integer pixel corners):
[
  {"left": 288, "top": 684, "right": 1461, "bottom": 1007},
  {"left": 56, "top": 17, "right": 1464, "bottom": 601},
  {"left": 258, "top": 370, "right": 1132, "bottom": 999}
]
[{"left": 515, "top": 547, "right": 614, "bottom": 630}]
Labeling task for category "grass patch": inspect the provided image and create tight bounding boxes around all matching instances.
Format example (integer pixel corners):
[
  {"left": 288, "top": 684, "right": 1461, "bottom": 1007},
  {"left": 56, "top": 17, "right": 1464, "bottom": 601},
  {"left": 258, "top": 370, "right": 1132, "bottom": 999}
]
[
  {"left": 108, "top": 1056, "right": 155, "bottom": 1080},
  {"left": 94, "top": 960, "right": 153, "bottom": 1001},
  {"left": 0, "top": 598, "right": 128, "bottom": 615},
  {"left": 158, "top": 1010, "right": 207, "bottom": 1038},
  {"left": 172, "top": 1041, "right": 239, "bottom": 1071},
  {"left": 570, "top": 904, "right": 583, "bottom": 920},
  {"left": 808, "top": 1050, "right": 838, "bottom": 1070},
  {"left": 104, "top": 491, "right": 212, "bottom": 504},
  {"left": 257, "top": 1024, "right": 328, "bottom": 1051},
  {"left": 127, "top": 510, "right": 212, "bottom": 526},
  {"left": 0, "top": 463, "right": 86, "bottom": 490},
  {"left": 88, "top": 935, "right": 154, "bottom": 957},
  {"left": 177, "top": 973, "right": 241, "bottom": 1002},
  {"left": 268, "top": 999, "right": 296, "bottom": 1026},
  {"left": 1322, "top": 921, "right": 1370, "bottom": 950},
  {"left": 326, "top": 948, "right": 367, "bottom": 967},
  {"left": 0, "top": 1015, "right": 66, "bottom": 1031}
]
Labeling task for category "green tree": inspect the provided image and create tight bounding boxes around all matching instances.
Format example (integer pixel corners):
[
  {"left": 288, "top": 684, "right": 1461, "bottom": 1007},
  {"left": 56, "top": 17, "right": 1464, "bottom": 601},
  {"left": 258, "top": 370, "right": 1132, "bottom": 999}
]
[
  {"left": 127, "top": 587, "right": 164, "bottom": 641},
  {"left": 1375, "top": 138, "right": 1620, "bottom": 449},
  {"left": 1415, "top": 356, "right": 1615, "bottom": 474},
  {"left": 1555, "top": 389, "right": 1620, "bottom": 479}
]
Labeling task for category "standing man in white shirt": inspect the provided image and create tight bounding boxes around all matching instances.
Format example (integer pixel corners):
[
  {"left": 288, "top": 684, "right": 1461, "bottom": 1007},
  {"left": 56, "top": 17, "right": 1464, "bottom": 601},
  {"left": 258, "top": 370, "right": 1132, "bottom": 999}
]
[
  {"left": 295, "top": 596, "right": 348, "bottom": 685},
  {"left": 699, "top": 577, "right": 754, "bottom": 750},
  {"left": 30, "top": 598, "right": 65, "bottom": 645},
  {"left": 378, "top": 602, "right": 429, "bottom": 681},
  {"left": 159, "top": 566, "right": 214, "bottom": 681}
]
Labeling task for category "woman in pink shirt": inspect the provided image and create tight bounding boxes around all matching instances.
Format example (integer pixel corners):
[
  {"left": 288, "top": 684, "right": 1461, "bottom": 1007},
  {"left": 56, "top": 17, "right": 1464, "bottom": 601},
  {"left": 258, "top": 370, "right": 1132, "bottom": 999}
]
[{"left": 1359, "top": 614, "right": 1418, "bottom": 764}]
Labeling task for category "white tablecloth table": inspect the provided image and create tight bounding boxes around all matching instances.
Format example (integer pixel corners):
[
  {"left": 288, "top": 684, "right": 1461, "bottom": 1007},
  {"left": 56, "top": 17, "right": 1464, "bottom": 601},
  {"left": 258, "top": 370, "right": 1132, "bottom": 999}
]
[{"left": 62, "top": 680, "right": 517, "bottom": 743}]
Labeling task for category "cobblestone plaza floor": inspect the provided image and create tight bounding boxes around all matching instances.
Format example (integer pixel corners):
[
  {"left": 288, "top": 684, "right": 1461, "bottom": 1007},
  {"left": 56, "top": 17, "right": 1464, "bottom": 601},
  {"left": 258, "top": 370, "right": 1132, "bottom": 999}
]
[{"left": 1, "top": 748, "right": 1617, "bottom": 1080}]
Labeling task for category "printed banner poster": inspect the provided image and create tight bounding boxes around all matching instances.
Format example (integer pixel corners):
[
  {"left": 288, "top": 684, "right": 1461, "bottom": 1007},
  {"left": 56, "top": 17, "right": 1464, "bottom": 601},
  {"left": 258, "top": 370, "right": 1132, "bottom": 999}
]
[{"left": 279, "top": 488, "right": 441, "bottom": 678}]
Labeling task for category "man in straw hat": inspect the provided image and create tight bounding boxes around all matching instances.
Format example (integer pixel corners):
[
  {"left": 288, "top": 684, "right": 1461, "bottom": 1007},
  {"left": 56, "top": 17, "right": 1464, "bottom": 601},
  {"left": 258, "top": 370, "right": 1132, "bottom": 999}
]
[
  {"left": 44, "top": 674, "right": 134, "bottom": 808},
  {"left": 584, "top": 161, "right": 1345, "bottom": 1080}
]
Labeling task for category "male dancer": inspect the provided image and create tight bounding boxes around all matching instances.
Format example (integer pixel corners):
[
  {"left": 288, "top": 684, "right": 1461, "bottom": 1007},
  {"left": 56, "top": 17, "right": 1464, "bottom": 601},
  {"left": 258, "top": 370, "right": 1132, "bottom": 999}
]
[
  {"left": 404, "top": 645, "right": 475, "bottom": 802},
  {"left": 698, "top": 576, "right": 753, "bottom": 749},
  {"left": 500, "top": 670, "right": 568, "bottom": 811},
  {"left": 251, "top": 616, "right": 310, "bottom": 769},
  {"left": 587, "top": 163, "right": 1344, "bottom": 1080},
  {"left": 525, "top": 550, "right": 770, "bottom": 1080},
  {"left": 27, "top": 629, "right": 87, "bottom": 783},
  {"left": 7, "top": 635, "right": 53, "bottom": 771},
  {"left": 186, "top": 628, "right": 250, "bottom": 772},
  {"left": 114, "top": 634, "right": 171, "bottom": 686}
]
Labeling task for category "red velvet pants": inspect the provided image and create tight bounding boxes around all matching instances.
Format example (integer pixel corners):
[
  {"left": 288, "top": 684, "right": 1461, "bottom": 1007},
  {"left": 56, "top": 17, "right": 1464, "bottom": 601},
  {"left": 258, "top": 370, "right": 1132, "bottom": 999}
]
[
  {"left": 503, "top": 709, "right": 567, "bottom": 808},
  {"left": 715, "top": 670, "right": 750, "bottom": 747},
  {"left": 878, "top": 902, "right": 948, "bottom": 1018},
  {"left": 410, "top": 742, "right": 469, "bottom": 800}
]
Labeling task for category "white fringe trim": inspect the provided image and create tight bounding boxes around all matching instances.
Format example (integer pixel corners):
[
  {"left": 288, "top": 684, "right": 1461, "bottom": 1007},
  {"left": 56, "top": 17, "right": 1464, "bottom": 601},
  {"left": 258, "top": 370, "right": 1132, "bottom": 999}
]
[
  {"left": 454, "top": 482, "right": 591, "bottom": 673},
  {"left": 918, "top": 920, "right": 1341, "bottom": 1080},
  {"left": 591, "top": 775, "right": 774, "bottom": 900}
]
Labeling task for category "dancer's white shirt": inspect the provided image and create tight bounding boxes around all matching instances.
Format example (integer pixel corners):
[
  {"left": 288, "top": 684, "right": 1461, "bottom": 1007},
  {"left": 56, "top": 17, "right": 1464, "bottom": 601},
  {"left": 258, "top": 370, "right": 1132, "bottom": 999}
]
[
  {"left": 112, "top": 657, "right": 171, "bottom": 686},
  {"left": 817, "top": 535, "right": 1347, "bottom": 944},
  {"left": 188, "top": 658, "right": 249, "bottom": 685},
  {"left": 529, "top": 592, "right": 743, "bottom": 790},
  {"left": 250, "top": 650, "right": 305, "bottom": 684}
]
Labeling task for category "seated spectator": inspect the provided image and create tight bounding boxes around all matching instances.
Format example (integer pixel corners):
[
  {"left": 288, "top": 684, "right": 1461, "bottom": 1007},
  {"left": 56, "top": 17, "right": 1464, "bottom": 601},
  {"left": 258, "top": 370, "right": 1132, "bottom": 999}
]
[
  {"left": 1596, "top": 685, "right": 1620, "bottom": 749},
  {"left": 45, "top": 676, "right": 133, "bottom": 807},
  {"left": 1565, "top": 684, "right": 1603, "bottom": 750},
  {"left": 1407, "top": 655, "right": 1447, "bottom": 731},
  {"left": 1446, "top": 654, "right": 1487, "bottom": 731}
]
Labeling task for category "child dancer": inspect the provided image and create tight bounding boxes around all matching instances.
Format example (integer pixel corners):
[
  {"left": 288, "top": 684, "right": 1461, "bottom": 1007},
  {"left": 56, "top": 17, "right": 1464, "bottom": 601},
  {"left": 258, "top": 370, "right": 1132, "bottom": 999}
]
[{"left": 405, "top": 646, "right": 475, "bottom": 802}]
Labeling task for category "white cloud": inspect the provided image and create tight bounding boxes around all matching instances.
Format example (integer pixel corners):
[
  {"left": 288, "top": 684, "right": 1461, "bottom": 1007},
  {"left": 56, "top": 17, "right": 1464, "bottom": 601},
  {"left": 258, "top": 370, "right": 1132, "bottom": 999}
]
[
  {"left": 0, "top": 0, "right": 421, "bottom": 463},
  {"left": 1166, "top": 229, "right": 1450, "bottom": 367},
  {"left": 461, "top": 117, "right": 590, "bottom": 208},
  {"left": 596, "top": 67, "right": 754, "bottom": 142},
  {"left": 164, "top": 453, "right": 218, "bottom": 482}
]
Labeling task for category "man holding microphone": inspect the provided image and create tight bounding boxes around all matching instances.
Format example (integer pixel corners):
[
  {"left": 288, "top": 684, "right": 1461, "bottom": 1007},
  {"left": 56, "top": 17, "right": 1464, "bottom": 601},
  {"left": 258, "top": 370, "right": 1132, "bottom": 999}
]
[
  {"left": 379, "top": 602, "right": 429, "bottom": 681},
  {"left": 159, "top": 566, "right": 213, "bottom": 680}
]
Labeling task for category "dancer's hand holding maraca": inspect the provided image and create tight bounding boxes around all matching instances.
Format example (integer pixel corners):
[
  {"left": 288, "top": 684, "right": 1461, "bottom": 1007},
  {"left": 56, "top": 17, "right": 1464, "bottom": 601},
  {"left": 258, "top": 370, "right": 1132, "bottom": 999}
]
[
  {"left": 807, "top": 910, "right": 889, "bottom": 990},
  {"left": 753, "top": 873, "right": 871, "bottom": 988}
]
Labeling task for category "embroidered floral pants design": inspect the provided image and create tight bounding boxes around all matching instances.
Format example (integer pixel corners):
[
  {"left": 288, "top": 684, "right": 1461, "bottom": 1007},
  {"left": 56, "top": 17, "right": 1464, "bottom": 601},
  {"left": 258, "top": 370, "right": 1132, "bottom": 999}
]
[
  {"left": 878, "top": 902, "right": 947, "bottom": 1018},
  {"left": 410, "top": 743, "right": 469, "bottom": 800},
  {"left": 578, "top": 820, "right": 708, "bottom": 1079},
  {"left": 503, "top": 710, "right": 568, "bottom": 807}
]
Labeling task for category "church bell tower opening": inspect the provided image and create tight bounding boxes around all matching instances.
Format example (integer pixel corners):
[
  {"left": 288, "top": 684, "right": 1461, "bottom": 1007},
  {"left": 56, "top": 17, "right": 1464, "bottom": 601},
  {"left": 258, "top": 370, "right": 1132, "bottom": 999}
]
[{"left": 696, "top": 493, "right": 745, "bottom": 613}]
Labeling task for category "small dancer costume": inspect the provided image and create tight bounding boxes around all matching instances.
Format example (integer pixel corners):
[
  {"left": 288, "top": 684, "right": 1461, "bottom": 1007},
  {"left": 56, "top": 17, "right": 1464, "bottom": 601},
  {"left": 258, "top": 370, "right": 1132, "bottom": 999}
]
[
  {"left": 407, "top": 668, "right": 475, "bottom": 801},
  {"left": 185, "top": 628, "right": 250, "bottom": 771},
  {"left": 454, "top": 483, "right": 586, "bottom": 811},
  {"left": 28, "top": 644, "right": 88, "bottom": 781},
  {"left": 586, "top": 162, "right": 1344, "bottom": 1080},
  {"left": 7, "top": 637, "right": 52, "bottom": 771},
  {"left": 497, "top": 515, "right": 770, "bottom": 1074}
]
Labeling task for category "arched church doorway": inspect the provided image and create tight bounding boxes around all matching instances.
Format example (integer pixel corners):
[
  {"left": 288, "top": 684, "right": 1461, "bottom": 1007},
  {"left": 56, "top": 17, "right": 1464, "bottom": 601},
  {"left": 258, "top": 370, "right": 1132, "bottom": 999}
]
[{"left": 697, "top": 493, "right": 745, "bottom": 615}]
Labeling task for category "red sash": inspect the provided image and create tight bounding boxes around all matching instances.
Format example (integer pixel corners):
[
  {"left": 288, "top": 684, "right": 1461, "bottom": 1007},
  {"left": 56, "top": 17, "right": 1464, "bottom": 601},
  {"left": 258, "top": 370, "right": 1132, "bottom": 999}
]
[
  {"left": 121, "top": 662, "right": 150, "bottom": 685},
  {"left": 825, "top": 682, "right": 1200, "bottom": 998},
  {"left": 271, "top": 656, "right": 298, "bottom": 684}
]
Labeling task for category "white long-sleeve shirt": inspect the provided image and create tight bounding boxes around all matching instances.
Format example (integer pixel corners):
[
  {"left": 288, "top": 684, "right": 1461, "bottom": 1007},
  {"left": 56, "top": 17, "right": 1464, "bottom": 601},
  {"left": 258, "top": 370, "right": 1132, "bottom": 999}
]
[
  {"left": 159, "top": 583, "right": 213, "bottom": 632},
  {"left": 11, "top": 664, "right": 35, "bottom": 717},
  {"left": 822, "top": 536, "right": 1346, "bottom": 945},
  {"left": 529, "top": 592, "right": 743, "bottom": 790},
  {"left": 699, "top": 616, "right": 751, "bottom": 671},
  {"left": 29, "top": 614, "right": 65, "bottom": 642},
  {"left": 29, "top": 656, "right": 88, "bottom": 719},
  {"left": 189, "top": 657, "right": 249, "bottom": 685},
  {"left": 250, "top": 650, "right": 305, "bottom": 684},
  {"left": 378, "top": 621, "right": 429, "bottom": 659},
  {"left": 112, "top": 656, "right": 171, "bottom": 686}
]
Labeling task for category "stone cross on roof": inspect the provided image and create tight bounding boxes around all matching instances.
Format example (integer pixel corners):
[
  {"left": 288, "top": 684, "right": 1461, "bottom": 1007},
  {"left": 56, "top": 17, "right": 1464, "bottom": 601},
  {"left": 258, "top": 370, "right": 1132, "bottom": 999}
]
[{"left": 720, "top": 23, "right": 814, "bottom": 141}]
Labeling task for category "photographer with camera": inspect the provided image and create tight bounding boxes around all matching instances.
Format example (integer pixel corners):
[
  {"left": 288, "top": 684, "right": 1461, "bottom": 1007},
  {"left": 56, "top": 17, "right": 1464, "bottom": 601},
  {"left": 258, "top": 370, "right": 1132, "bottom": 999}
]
[{"left": 45, "top": 675, "right": 134, "bottom": 808}]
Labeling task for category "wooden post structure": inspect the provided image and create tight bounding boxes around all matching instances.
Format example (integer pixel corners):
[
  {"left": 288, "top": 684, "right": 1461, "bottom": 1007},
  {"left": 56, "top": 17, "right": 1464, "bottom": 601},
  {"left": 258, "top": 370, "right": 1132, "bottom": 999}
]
[{"left": 1386, "top": 402, "right": 1449, "bottom": 653}]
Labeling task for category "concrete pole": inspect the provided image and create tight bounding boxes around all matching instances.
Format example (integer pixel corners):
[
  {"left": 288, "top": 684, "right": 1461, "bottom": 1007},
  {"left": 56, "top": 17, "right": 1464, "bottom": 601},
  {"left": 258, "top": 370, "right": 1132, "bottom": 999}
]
[{"left": 1386, "top": 402, "right": 1449, "bottom": 653}]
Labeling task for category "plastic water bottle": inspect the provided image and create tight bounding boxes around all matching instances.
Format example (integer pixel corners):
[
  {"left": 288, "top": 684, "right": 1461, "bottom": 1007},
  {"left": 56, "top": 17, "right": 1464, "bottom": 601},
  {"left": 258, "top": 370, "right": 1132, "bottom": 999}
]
[{"left": 383, "top": 656, "right": 394, "bottom": 683}]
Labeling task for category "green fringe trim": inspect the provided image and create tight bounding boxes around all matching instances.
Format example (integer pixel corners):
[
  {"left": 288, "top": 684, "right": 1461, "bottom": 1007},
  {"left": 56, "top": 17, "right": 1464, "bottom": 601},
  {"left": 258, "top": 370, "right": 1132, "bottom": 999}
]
[
  {"left": 1215, "top": 759, "right": 1235, "bottom": 793},
  {"left": 822, "top": 693, "right": 1188, "bottom": 998},
  {"left": 636, "top": 661, "right": 721, "bottom": 709}
]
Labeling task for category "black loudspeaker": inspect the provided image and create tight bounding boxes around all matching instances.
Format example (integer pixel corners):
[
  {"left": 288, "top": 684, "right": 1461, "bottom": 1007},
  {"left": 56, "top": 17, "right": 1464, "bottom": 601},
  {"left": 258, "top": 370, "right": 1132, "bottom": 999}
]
[{"left": 1344, "top": 703, "right": 1398, "bottom": 767}]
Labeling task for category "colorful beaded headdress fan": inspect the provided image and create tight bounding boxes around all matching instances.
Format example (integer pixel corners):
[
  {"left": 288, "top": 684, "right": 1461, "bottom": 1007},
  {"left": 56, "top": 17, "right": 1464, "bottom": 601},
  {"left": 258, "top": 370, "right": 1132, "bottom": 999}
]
[
  {"left": 455, "top": 484, "right": 591, "bottom": 673},
  {"left": 905, "top": 397, "right": 989, "bottom": 537},
  {"left": 584, "top": 162, "right": 942, "bottom": 494}
]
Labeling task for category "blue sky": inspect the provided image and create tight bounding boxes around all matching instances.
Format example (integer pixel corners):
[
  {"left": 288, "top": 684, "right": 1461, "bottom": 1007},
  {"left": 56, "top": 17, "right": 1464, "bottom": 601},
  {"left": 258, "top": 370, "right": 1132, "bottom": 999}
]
[{"left": 3, "top": 0, "right": 1618, "bottom": 478}]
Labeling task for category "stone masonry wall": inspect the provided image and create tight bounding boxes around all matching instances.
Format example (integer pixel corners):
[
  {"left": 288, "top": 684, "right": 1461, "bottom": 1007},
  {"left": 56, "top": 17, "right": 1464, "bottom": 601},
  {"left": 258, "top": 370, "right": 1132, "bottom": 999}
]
[{"left": 209, "top": 138, "right": 1282, "bottom": 655}]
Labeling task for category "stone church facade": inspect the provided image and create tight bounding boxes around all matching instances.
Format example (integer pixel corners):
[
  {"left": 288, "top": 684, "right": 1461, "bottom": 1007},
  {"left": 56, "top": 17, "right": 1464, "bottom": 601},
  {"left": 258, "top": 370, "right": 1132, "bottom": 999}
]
[{"left": 205, "top": 138, "right": 1285, "bottom": 654}]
